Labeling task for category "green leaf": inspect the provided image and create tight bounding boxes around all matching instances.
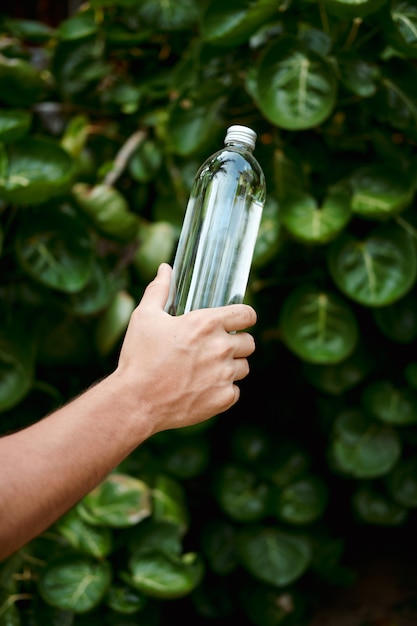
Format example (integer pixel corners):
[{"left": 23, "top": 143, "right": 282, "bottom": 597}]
[
  {"left": 54, "top": 508, "right": 113, "bottom": 557},
  {"left": 230, "top": 423, "right": 271, "bottom": 465},
  {"left": 259, "top": 442, "right": 311, "bottom": 489},
  {"left": 274, "top": 475, "right": 329, "bottom": 525},
  {"left": 0, "top": 109, "right": 32, "bottom": 143},
  {"left": 385, "top": 456, "right": 417, "bottom": 508},
  {"left": 214, "top": 464, "right": 271, "bottom": 523},
  {"left": 200, "top": 519, "right": 238, "bottom": 576},
  {"left": 95, "top": 290, "right": 136, "bottom": 356},
  {"left": 3, "top": 17, "right": 56, "bottom": 42},
  {"left": 352, "top": 484, "right": 408, "bottom": 526},
  {"left": 72, "top": 183, "right": 139, "bottom": 242},
  {"left": 127, "top": 548, "right": 205, "bottom": 599},
  {"left": 164, "top": 86, "right": 225, "bottom": 156},
  {"left": 373, "top": 291, "right": 417, "bottom": 343},
  {"left": 63, "top": 260, "right": 126, "bottom": 317},
  {"left": 327, "top": 223, "right": 417, "bottom": 307},
  {"left": 77, "top": 473, "right": 152, "bottom": 527},
  {"left": 57, "top": 9, "right": 98, "bottom": 41},
  {"left": 348, "top": 164, "right": 414, "bottom": 219},
  {"left": 324, "top": 0, "right": 388, "bottom": 18},
  {"left": 385, "top": 0, "right": 417, "bottom": 58},
  {"left": 127, "top": 519, "right": 184, "bottom": 557},
  {"left": 254, "top": 35, "right": 337, "bottom": 130},
  {"left": 280, "top": 187, "right": 352, "bottom": 244},
  {"left": 330, "top": 409, "right": 402, "bottom": 478},
  {"left": 337, "top": 54, "right": 380, "bottom": 97},
  {"left": 128, "top": 139, "right": 163, "bottom": 182},
  {"left": 240, "top": 580, "right": 304, "bottom": 626},
  {"left": 272, "top": 147, "right": 305, "bottom": 202},
  {"left": 160, "top": 435, "right": 210, "bottom": 480},
  {"left": 133, "top": 221, "right": 177, "bottom": 283},
  {"left": 152, "top": 474, "right": 189, "bottom": 533},
  {"left": 0, "top": 54, "right": 46, "bottom": 106},
  {"left": 303, "top": 344, "right": 375, "bottom": 395},
  {"left": 201, "top": 0, "right": 278, "bottom": 47},
  {"left": 0, "top": 137, "right": 76, "bottom": 205},
  {"left": 15, "top": 205, "right": 94, "bottom": 293},
  {"left": 38, "top": 556, "right": 112, "bottom": 613},
  {"left": 252, "top": 195, "right": 282, "bottom": 269},
  {"left": 136, "top": 0, "right": 201, "bottom": 30},
  {"left": 0, "top": 323, "right": 35, "bottom": 413},
  {"left": 60, "top": 114, "right": 90, "bottom": 158},
  {"left": 236, "top": 526, "right": 312, "bottom": 587},
  {"left": 280, "top": 285, "right": 358, "bottom": 364},
  {"left": 105, "top": 584, "right": 148, "bottom": 614},
  {"left": 361, "top": 380, "right": 417, "bottom": 426},
  {"left": 374, "top": 61, "right": 417, "bottom": 134}
]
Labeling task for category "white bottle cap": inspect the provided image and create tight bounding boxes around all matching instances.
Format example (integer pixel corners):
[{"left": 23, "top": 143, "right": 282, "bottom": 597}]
[{"left": 225, "top": 125, "right": 257, "bottom": 150}]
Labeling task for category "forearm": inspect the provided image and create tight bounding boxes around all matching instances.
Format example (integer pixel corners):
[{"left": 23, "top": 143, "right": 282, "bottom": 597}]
[{"left": 0, "top": 373, "right": 150, "bottom": 560}]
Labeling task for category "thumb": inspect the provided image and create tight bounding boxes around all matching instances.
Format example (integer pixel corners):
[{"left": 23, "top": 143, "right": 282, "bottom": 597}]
[{"left": 141, "top": 263, "right": 173, "bottom": 310}]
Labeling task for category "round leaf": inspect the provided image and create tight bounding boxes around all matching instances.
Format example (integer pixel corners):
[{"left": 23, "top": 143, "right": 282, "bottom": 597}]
[
  {"left": 352, "top": 485, "right": 408, "bottom": 526},
  {"left": 385, "top": 457, "right": 417, "bottom": 508},
  {"left": 254, "top": 36, "right": 337, "bottom": 130},
  {"left": 361, "top": 380, "right": 417, "bottom": 426},
  {"left": 128, "top": 549, "right": 205, "bottom": 599},
  {"left": 201, "top": 0, "right": 278, "bottom": 47},
  {"left": 327, "top": 224, "right": 417, "bottom": 307},
  {"left": 274, "top": 475, "right": 329, "bottom": 525},
  {"left": 55, "top": 508, "right": 113, "bottom": 557},
  {"left": 0, "top": 137, "right": 76, "bottom": 205},
  {"left": 72, "top": 183, "right": 139, "bottom": 242},
  {"left": 373, "top": 291, "right": 417, "bottom": 343},
  {"left": 279, "top": 285, "right": 358, "bottom": 364},
  {"left": 77, "top": 473, "right": 152, "bottom": 528},
  {"left": 136, "top": 0, "right": 200, "bottom": 30},
  {"left": 348, "top": 164, "right": 413, "bottom": 219},
  {"left": 200, "top": 520, "right": 238, "bottom": 576},
  {"left": 236, "top": 526, "right": 312, "bottom": 587},
  {"left": 330, "top": 409, "right": 402, "bottom": 478},
  {"left": 134, "top": 221, "right": 177, "bottom": 283},
  {"left": 38, "top": 556, "right": 112, "bottom": 613},
  {"left": 0, "top": 324, "right": 35, "bottom": 412},
  {"left": 160, "top": 436, "right": 210, "bottom": 480},
  {"left": 105, "top": 584, "right": 148, "bottom": 614},
  {"left": 252, "top": 195, "right": 282, "bottom": 269},
  {"left": 303, "top": 345, "right": 374, "bottom": 395},
  {"left": 152, "top": 474, "right": 189, "bottom": 533},
  {"left": 0, "top": 109, "right": 32, "bottom": 143},
  {"left": 215, "top": 464, "right": 271, "bottom": 523},
  {"left": 280, "top": 188, "right": 352, "bottom": 244},
  {"left": 128, "top": 139, "right": 163, "bottom": 182},
  {"left": 385, "top": 0, "right": 417, "bottom": 58},
  {"left": 324, "top": 0, "right": 388, "bottom": 18},
  {"left": 15, "top": 206, "right": 94, "bottom": 293},
  {"left": 95, "top": 290, "right": 136, "bottom": 356},
  {"left": 0, "top": 54, "right": 46, "bottom": 106}
]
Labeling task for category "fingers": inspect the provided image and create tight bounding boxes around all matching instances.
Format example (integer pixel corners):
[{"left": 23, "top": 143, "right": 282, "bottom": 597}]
[
  {"left": 219, "top": 303, "right": 257, "bottom": 333},
  {"left": 232, "top": 330, "right": 256, "bottom": 359},
  {"left": 141, "top": 263, "right": 173, "bottom": 309}
]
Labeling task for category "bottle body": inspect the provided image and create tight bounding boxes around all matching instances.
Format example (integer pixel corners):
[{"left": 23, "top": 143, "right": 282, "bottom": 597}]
[{"left": 165, "top": 126, "right": 266, "bottom": 315}]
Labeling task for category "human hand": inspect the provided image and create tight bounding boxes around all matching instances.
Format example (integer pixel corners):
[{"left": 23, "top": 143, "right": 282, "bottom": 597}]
[{"left": 115, "top": 263, "right": 257, "bottom": 436}]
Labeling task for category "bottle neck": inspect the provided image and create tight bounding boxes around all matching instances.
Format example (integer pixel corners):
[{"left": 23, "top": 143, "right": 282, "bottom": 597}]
[{"left": 224, "top": 140, "right": 254, "bottom": 152}]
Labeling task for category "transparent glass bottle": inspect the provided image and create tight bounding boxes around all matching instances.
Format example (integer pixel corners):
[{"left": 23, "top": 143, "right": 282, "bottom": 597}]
[{"left": 165, "top": 125, "right": 266, "bottom": 315}]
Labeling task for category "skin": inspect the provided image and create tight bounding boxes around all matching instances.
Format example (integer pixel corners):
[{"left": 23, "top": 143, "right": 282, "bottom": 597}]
[{"left": 0, "top": 263, "right": 256, "bottom": 561}]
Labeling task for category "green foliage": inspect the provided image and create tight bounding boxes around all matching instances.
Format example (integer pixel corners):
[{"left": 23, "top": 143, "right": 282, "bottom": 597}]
[{"left": 2, "top": 0, "right": 417, "bottom": 623}]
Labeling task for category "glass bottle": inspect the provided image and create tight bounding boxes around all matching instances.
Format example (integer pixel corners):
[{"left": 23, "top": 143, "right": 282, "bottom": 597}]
[{"left": 165, "top": 125, "right": 266, "bottom": 315}]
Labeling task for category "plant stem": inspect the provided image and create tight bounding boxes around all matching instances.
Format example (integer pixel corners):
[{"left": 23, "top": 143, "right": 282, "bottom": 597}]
[{"left": 104, "top": 129, "right": 147, "bottom": 187}]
